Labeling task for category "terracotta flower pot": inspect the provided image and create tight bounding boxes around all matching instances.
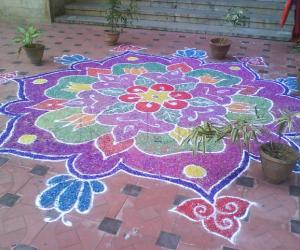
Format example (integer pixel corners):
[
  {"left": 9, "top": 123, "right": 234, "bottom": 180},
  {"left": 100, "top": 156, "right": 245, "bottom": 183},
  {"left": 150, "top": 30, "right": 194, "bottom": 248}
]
[
  {"left": 104, "top": 30, "right": 120, "bottom": 46},
  {"left": 23, "top": 44, "right": 45, "bottom": 65},
  {"left": 260, "top": 142, "right": 300, "bottom": 184},
  {"left": 209, "top": 37, "right": 232, "bottom": 60}
]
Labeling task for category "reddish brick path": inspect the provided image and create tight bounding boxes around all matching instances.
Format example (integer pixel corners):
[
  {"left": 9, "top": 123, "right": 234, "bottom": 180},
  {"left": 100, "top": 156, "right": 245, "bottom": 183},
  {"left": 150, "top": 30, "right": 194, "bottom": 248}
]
[{"left": 0, "top": 22, "right": 300, "bottom": 250}]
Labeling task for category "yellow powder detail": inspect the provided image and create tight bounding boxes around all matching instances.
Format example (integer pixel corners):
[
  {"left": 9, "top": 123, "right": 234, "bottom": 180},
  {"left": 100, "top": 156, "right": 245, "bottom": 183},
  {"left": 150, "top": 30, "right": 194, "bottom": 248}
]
[{"left": 183, "top": 164, "right": 207, "bottom": 178}]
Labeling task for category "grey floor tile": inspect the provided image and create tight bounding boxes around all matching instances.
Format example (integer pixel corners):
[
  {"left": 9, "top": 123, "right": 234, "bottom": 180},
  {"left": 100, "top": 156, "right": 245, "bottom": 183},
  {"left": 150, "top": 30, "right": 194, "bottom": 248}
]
[{"left": 98, "top": 217, "right": 122, "bottom": 235}]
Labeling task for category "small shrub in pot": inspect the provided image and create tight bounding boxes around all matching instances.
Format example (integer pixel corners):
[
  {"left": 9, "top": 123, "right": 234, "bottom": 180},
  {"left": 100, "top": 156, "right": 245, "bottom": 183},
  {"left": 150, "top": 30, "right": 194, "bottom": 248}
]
[
  {"left": 209, "top": 7, "right": 249, "bottom": 60},
  {"left": 259, "top": 110, "right": 300, "bottom": 184},
  {"left": 104, "top": 0, "right": 137, "bottom": 45},
  {"left": 13, "top": 26, "right": 45, "bottom": 65}
]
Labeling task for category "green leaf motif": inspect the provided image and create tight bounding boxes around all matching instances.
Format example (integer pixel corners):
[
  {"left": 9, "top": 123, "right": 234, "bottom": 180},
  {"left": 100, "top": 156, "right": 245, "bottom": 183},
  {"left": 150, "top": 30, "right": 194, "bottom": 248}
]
[
  {"left": 46, "top": 75, "right": 97, "bottom": 100},
  {"left": 154, "top": 107, "right": 181, "bottom": 124},
  {"left": 188, "top": 97, "right": 217, "bottom": 107},
  {"left": 175, "top": 82, "right": 197, "bottom": 91},
  {"left": 135, "top": 76, "right": 154, "bottom": 88},
  {"left": 103, "top": 102, "right": 134, "bottom": 115},
  {"left": 99, "top": 88, "right": 125, "bottom": 96},
  {"left": 186, "top": 69, "right": 241, "bottom": 87},
  {"left": 36, "top": 108, "right": 111, "bottom": 144},
  {"left": 113, "top": 63, "right": 166, "bottom": 75},
  {"left": 226, "top": 95, "right": 273, "bottom": 125}
]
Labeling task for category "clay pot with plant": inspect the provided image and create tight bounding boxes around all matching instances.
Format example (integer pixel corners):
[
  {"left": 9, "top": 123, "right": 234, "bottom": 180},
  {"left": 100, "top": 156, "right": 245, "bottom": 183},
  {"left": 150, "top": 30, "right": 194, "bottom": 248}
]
[
  {"left": 209, "top": 8, "right": 249, "bottom": 60},
  {"left": 183, "top": 109, "right": 300, "bottom": 184},
  {"left": 209, "top": 38, "right": 232, "bottom": 60},
  {"left": 13, "top": 26, "right": 44, "bottom": 65},
  {"left": 104, "top": 0, "right": 137, "bottom": 46},
  {"left": 260, "top": 110, "right": 300, "bottom": 184}
]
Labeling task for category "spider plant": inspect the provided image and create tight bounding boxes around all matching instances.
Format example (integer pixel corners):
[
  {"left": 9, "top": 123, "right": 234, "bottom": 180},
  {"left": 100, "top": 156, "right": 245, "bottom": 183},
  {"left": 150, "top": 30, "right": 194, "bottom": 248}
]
[
  {"left": 182, "top": 121, "right": 217, "bottom": 155},
  {"left": 182, "top": 117, "right": 262, "bottom": 155},
  {"left": 215, "top": 118, "right": 262, "bottom": 152},
  {"left": 275, "top": 109, "right": 300, "bottom": 136},
  {"left": 105, "top": 0, "right": 137, "bottom": 33}
]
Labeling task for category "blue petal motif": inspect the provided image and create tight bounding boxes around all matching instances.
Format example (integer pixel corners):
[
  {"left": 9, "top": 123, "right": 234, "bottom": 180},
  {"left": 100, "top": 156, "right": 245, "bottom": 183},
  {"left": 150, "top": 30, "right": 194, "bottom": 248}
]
[
  {"left": 77, "top": 182, "right": 92, "bottom": 213},
  {"left": 54, "top": 54, "right": 90, "bottom": 65},
  {"left": 58, "top": 180, "right": 82, "bottom": 212},
  {"left": 36, "top": 174, "right": 106, "bottom": 226},
  {"left": 175, "top": 48, "right": 207, "bottom": 59},
  {"left": 48, "top": 175, "right": 71, "bottom": 185},
  {"left": 39, "top": 180, "right": 74, "bottom": 208},
  {"left": 90, "top": 180, "right": 105, "bottom": 193},
  {"left": 176, "top": 50, "right": 185, "bottom": 57},
  {"left": 185, "top": 49, "right": 196, "bottom": 57},
  {"left": 277, "top": 77, "right": 299, "bottom": 94},
  {"left": 73, "top": 54, "right": 86, "bottom": 61}
]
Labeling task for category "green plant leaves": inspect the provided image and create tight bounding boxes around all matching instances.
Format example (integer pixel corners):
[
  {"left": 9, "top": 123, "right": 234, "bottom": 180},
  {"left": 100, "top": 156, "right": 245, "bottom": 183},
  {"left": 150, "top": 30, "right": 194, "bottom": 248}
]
[
  {"left": 225, "top": 7, "right": 248, "bottom": 26},
  {"left": 105, "top": 0, "right": 138, "bottom": 31},
  {"left": 17, "top": 26, "right": 26, "bottom": 34},
  {"left": 13, "top": 25, "right": 41, "bottom": 47}
]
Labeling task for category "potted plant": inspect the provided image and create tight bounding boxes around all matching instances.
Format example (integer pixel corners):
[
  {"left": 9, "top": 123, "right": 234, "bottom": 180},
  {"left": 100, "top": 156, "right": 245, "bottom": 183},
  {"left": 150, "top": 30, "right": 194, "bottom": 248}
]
[
  {"left": 13, "top": 26, "right": 45, "bottom": 65},
  {"left": 209, "top": 38, "right": 232, "bottom": 60},
  {"left": 209, "top": 8, "right": 249, "bottom": 60},
  {"left": 260, "top": 110, "right": 300, "bottom": 184},
  {"left": 183, "top": 110, "right": 300, "bottom": 184},
  {"left": 104, "top": 0, "right": 137, "bottom": 46}
]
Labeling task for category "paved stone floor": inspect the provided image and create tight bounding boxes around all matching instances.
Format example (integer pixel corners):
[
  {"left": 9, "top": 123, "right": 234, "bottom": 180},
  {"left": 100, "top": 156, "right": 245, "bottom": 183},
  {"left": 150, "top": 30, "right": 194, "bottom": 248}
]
[{"left": 0, "top": 21, "right": 300, "bottom": 250}]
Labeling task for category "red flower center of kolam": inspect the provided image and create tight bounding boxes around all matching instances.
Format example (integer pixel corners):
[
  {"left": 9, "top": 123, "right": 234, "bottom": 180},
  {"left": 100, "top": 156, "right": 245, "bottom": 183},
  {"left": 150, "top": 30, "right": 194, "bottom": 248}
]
[{"left": 118, "top": 83, "right": 192, "bottom": 112}]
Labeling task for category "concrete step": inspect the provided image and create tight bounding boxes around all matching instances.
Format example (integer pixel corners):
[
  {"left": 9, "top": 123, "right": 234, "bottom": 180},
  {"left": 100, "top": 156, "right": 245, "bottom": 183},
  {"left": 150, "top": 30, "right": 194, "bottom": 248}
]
[
  {"left": 65, "top": 2, "right": 294, "bottom": 32},
  {"left": 74, "top": 0, "right": 290, "bottom": 14},
  {"left": 55, "top": 15, "right": 292, "bottom": 41}
]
